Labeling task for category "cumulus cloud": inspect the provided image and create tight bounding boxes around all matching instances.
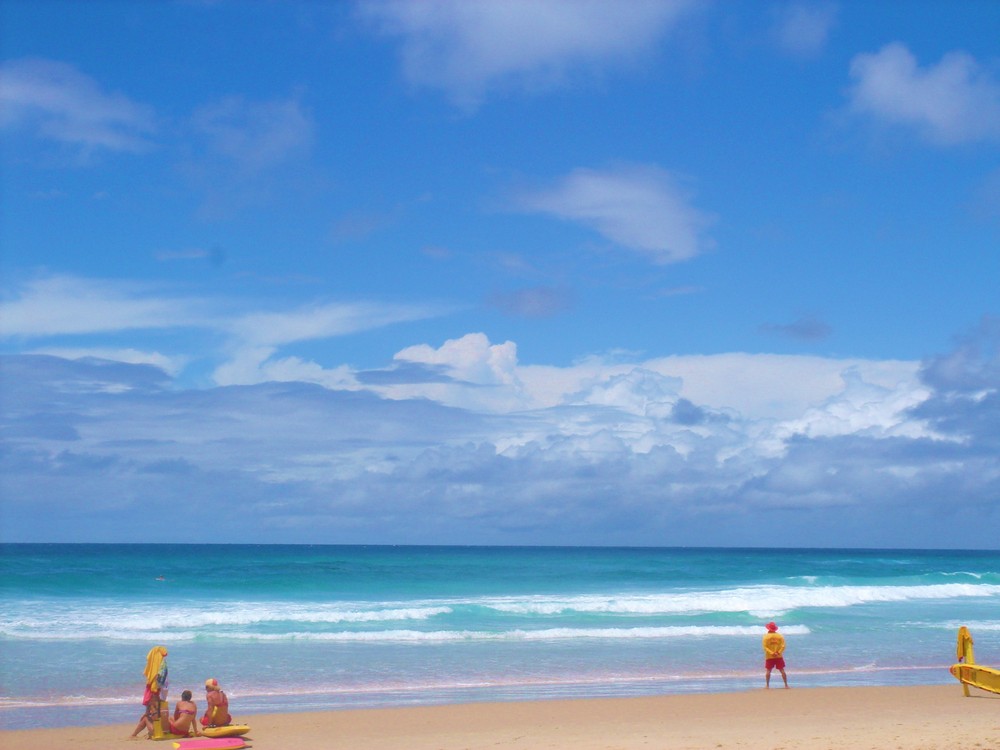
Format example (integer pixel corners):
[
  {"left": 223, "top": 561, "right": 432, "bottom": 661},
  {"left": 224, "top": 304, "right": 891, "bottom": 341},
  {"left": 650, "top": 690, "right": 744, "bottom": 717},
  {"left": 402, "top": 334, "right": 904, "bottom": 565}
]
[
  {"left": 0, "top": 58, "right": 156, "bottom": 153},
  {"left": 396, "top": 332, "right": 520, "bottom": 386},
  {"left": 772, "top": 2, "right": 836, "bottom": 57},
  {"left": 362, "top": 334, "right": 924, "bottom": 441},
  {"left": 847, "top": 43, "right": 1000, "bottom": 145},
  {"left": 516, "top": 164, "right": 715, "bottom": 264},
  {"left": 773, "top": 367, "right": 932, "bottom": 443},
  {"left": 358, "top": 0, "right": 697, "bottom": 108}
]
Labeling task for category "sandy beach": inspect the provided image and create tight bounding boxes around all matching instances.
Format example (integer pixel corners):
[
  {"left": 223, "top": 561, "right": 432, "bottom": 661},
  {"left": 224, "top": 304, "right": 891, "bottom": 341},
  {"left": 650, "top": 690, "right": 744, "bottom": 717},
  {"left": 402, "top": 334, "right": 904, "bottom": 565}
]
[{"left": 1, "top": 685, "right": 996, "bottom": 750}]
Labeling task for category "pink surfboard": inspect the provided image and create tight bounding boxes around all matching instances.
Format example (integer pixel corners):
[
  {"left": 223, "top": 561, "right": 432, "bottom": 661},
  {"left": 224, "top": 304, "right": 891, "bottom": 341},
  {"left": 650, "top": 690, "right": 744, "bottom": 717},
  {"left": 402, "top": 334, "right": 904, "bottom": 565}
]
[{"left": 171, "top": 738, "right": 247, "bottom": 750}]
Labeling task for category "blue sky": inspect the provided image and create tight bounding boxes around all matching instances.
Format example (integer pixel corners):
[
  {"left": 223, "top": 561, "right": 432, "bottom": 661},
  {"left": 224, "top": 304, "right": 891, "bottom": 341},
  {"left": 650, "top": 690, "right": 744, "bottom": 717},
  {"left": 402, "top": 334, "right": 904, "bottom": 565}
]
[{"left": 1, "top": 0, "right": 998, "bottom": 547}]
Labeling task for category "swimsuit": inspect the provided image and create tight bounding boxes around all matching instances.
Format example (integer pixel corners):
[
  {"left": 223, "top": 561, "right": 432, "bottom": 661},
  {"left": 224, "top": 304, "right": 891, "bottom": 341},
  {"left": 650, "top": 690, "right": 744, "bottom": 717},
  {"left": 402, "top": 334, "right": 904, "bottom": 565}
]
[
  {"left": 171, "top": 707, "right": 196, "bottom": 737},
  {"left": 202, "top": 690, "right": 231, "bottom": 725}
]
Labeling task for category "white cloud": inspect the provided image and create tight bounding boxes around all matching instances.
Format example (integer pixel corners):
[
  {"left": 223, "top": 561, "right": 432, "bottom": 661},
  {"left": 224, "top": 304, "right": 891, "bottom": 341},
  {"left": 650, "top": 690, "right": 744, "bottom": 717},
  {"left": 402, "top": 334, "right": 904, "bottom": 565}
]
[
  {"left": 516, "top": 164, "right": 715, "bottom": 264},
  {"left": 210, "top": 345, "right": 364, "bottom": 391},
  {"left": 0, "top": 276, "right": 203, "bottom": 337},
  {"left": 0, "top": 58, "right": 156, "bottom": 152},
  {"left": 213, "top": 301, "right": 450, "bottom": 387},
  {"left": 190, "top": 95, "right": 315, "bottom": 174},
  {"left": 640, "top": 353, "right": 920, "bottom": 421},
  {"left": 385, "top": 333, "right": 530, "bottom": 413},
  {"left": 365, "top": 335, "right": 924, "bottom": 448},
  {"left": 0, "top": 277, "right": 921, "bottom": 439},
  {"left": 0, "top": 275, "right": 455, "bottom": 392},
  {"left": 211, "top": 345, "right": 280, "bottom": 387},
  {"left": 771, "top": 366, "right": 932, "bottom": 443},
  {"left": 229, "top": 300, "right": 451, "bottom": 348},
  {"left": 359, "top": 0, "right": 697, "bottom": 108},
  {"left": 847, "top": 43, "right": 1000, "bottom": 145},
  {"left": 773, "top": 2, "right": 836, "bottom": 57},
  {"left": 395, "top": 332, "right": 519, "bottom": 386}
]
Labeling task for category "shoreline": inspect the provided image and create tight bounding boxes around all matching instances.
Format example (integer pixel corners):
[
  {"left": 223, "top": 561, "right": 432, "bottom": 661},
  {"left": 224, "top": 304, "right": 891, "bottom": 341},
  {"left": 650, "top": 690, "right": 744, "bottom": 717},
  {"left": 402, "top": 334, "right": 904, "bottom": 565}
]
[{"left": 1, "top": 684, "right": 996, "bottom": 750}]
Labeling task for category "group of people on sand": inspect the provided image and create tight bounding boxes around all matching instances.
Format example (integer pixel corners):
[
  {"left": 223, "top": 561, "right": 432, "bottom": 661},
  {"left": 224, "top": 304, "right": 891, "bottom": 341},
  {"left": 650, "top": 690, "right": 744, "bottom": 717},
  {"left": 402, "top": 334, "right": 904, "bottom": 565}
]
[
  {"left": 128, "top": 624, "right": 785, "bottom": 738},
  {"left": 130, "top": 646, "right": 233, "bottom": 740}
]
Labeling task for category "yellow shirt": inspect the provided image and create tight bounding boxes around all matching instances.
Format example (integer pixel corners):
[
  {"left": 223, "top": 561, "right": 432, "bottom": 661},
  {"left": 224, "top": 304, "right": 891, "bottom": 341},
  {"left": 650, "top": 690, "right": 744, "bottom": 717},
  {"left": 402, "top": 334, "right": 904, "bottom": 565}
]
[{"left": 762, "top": 631, "right": 785, "bottom": 659}]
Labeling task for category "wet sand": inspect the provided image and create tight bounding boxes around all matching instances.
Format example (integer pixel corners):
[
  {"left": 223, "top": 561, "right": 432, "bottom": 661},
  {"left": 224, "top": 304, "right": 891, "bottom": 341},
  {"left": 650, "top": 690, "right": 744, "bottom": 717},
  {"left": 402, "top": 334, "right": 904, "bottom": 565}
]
[{"left": 1, "top": 684, "right": 997, "bottom": 750}]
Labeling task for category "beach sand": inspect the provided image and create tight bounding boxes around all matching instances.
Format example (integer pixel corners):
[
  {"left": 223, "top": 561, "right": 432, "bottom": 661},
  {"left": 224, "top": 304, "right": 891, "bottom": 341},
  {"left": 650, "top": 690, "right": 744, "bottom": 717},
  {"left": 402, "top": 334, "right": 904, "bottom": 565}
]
[{"left": 1, "top": 685, "right": 996, "bottom": 750}]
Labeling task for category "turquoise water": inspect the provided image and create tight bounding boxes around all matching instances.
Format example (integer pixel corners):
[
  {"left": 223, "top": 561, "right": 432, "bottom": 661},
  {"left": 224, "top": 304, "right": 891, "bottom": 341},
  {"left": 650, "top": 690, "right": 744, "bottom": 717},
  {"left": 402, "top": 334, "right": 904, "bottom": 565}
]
[{"left": 1, "top": 544, "right": 998, "bottom": 729}]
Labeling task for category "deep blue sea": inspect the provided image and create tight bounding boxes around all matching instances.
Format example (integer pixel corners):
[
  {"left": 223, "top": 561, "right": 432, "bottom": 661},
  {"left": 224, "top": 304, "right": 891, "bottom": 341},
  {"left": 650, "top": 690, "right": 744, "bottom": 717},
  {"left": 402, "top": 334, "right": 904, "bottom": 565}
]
[{"left": 1, "top": 544, "right": 998, "bottom": 730}]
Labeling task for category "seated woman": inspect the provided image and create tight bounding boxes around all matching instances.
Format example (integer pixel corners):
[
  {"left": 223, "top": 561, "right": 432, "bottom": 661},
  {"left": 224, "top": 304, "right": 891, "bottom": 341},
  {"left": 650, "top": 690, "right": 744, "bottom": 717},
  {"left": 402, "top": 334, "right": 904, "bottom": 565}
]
[
  {"left": 170, "top": 690, "right": 201, "bottom": 737},
  {"left": 201, "top": 678, "right": 232, "bottom": 726},
  {"left": 130, "top": 646, "right": 168, "bottom": 739}
]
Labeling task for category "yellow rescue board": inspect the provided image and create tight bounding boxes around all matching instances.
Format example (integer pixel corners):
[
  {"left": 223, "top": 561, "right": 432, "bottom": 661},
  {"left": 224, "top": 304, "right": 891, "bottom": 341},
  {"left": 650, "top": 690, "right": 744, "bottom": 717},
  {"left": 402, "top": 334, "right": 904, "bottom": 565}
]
[
  {"left": 950, "top": 663, "right": 1000, "bottom": 695},
  {"left": 201, "top": 725, "right": 251, "bottom": 738}
]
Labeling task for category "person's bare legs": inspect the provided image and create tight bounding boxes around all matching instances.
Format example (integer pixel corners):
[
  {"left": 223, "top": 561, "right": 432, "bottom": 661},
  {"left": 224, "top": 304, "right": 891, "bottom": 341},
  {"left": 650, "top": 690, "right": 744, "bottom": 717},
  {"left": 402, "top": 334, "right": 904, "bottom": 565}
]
[{"left": 129, "top": 715, "right": 152, "bottom": 739}]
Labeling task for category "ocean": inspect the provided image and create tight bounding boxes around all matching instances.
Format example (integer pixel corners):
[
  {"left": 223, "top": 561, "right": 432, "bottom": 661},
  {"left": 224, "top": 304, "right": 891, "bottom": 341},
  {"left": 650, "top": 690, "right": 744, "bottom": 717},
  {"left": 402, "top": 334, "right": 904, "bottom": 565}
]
[{"left": 1, "top": 544, "right": 998, "bottom": 730}]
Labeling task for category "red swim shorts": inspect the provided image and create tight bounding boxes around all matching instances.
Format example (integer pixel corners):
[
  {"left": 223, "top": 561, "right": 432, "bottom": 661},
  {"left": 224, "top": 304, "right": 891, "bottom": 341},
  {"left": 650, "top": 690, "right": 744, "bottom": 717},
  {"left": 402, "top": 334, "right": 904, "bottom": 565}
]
[{"left": 765, "top": 657, "right": 786, "bottom": 670}]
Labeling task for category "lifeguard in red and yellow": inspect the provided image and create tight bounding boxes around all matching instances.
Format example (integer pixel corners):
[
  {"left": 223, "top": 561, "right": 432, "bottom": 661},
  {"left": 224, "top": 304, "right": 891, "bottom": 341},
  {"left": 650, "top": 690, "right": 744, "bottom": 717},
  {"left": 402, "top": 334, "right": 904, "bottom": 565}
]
[
  {"left": 201, "top": 678, "right": 233, "bottom": 727},
  {"left": 762, "top": 622, "right": 789, "bottom": 688}
]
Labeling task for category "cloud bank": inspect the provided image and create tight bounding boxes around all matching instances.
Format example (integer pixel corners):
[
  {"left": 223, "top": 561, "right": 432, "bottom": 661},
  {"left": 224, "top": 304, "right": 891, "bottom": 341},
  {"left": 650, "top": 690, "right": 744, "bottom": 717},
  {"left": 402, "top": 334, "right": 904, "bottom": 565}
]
[{"left": 5, "top": 293, "right": 994, "bottom": 547}]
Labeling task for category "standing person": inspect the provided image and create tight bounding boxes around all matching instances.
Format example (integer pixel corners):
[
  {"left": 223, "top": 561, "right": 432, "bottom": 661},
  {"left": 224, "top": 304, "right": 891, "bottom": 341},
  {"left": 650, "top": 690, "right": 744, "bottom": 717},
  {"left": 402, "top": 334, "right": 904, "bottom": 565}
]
[
  {"left": 762, "top": 622, "right": 789, "bottom": 689},
  {"left": 170, "top": 690, "right": 202, "bottom": 737},
  {"left": 130, "top": 645, "right": 169, "bottom": 738},
  {"left": 202, "top": 678, "right": 232, "bottom": 727}
]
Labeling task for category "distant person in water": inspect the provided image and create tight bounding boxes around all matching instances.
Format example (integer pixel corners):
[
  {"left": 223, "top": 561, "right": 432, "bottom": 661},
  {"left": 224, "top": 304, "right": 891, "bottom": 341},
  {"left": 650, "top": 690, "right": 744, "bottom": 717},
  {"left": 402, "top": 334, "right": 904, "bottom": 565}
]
[
  {"left": 170, "top": 690, "right": 201, "bottom": 737},
  {"left": 762, "top": 622, "right": 789, "bottom": 688},
  {"left": 202, "top": 678, "right": 232, "bottom": 727},
  {"left": 130, "top": 645, "right": 169, "bottom": 738}
]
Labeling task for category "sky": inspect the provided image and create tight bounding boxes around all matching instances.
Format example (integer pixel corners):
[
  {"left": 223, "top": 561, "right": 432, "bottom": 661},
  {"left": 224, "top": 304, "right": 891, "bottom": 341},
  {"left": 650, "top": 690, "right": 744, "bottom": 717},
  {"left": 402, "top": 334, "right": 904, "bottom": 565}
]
[{"left": 1, "top": 0, "right": 998, "bottom": 547}]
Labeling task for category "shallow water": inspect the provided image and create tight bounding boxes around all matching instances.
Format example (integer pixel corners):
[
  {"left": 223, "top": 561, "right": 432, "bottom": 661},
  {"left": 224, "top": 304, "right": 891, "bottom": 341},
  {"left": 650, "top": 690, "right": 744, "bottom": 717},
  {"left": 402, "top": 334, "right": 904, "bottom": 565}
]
[{"left": 1, "top": 544, "right": 997, "bottom": 729}]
